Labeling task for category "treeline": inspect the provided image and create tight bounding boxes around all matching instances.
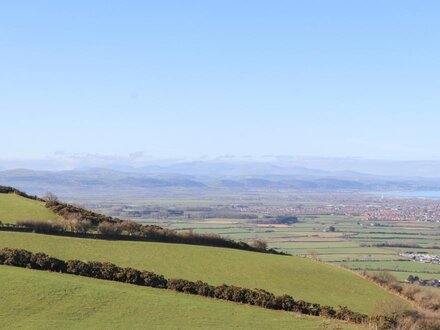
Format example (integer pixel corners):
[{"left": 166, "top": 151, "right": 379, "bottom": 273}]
[
  {"left": 361, "top": 242, "right": 424, "bottom": 248},
  {"left": 0, "top": 247, "right": 371, "bottom": 325},
  {"left": 11, "top": 218, "right": 284, "bottom": 255}
]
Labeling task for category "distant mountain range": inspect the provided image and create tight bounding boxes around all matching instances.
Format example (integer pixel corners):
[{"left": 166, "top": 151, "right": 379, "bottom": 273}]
[
  {"left": 3, "top": 156, "right": 440, "bottom": 177},
  {"left": 2, "top": 163, "right": 440, "bottom": 198}
]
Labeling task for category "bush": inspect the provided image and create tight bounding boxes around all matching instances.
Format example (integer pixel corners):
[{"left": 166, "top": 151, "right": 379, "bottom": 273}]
[
  {"left": 249, "top": 239, "right": 267, "bottom": 251},
  {"left": 16, "top": 220, "right": 63, "bottom": 234},
  {"left": 97, "top": 222, "right": 122, "bottom": 235},
  {"left": 370, "top": 271, "right": 398, "bottom": 286},
  {"left": 119, "top": 220, "right": 141, "bottom": 235},
  {"left": 168, "top": 279, "right": 200, "bottom": 295},
  {"left": 141, "top": 271, "right": 168, "bottom": 288},
  {"left": 63, "top": 214, "right": 92, "bottom": 233},
  {"left": 0, "top": 248, "right": 66, "bottom": 272}
]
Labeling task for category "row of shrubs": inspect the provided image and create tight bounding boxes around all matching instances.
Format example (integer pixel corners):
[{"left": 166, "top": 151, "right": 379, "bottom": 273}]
[
  {"left": 45, "top": 200, "right": 118, "bottom": 226},
  {"left": 0, "top": 247, "right": 369, "bottom": 325},
  {"left": 13, "top": 218, "right": 278, "bottom": 254},
  {"left": 0, "top": 188, "right": 283, "bottom": 254},
  {"left": 18, "top": 200, "right": 284, "bottom": 254},
  {"left": 0, "top": 186, "right": 43, "bottom": 201}
]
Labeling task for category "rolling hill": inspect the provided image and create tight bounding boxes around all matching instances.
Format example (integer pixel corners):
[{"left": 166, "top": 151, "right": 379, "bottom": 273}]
[
  {"left": 0, "top": 265, "right": 362, "bottom": 329},
  {"left": 0, "top": 188, "right": 409, "bottom": 328},
  {"left": 0, "top": 231, "right": 404, "bottom": 314},
  {"left": 0, "top": 193, "right": 60, "bottom": 224}
]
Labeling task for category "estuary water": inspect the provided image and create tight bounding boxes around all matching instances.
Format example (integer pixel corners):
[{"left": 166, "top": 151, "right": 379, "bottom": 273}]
[{"left": 371, "top": 191, "right": 440, "bottom": 198}]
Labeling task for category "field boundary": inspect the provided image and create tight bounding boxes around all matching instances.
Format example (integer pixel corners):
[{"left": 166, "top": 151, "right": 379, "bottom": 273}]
[
  {"left": 0, "top": 225, "right": 287, "bottom": 254},
  {"left": 0, "top": 247, "right": 380, "bottom": 328}
]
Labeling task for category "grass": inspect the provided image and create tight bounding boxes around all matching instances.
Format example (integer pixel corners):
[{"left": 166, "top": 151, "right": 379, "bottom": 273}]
[
  {"left": 0, "top": 266, "right": 362, "bottom": 330},
  {"left": 337, "top": 260, "right": 440, "bottom": 273},
  {"left": 0, "top": 194, "right": 60, "bottom": 224},
  {"left": 0, "top": 231, "right": 404, "bottom": 314}
]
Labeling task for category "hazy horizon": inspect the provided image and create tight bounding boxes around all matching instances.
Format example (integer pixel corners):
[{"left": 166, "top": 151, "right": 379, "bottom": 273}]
[{"left": 4, "top": 153, "right": 440, "bottom": 178}]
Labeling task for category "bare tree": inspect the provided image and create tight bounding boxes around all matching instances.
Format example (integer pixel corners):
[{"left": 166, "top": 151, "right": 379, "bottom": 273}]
[
  {"left": 249, "top": 239, "right": 268, "bottom": 251},
  {"left": 43, "top": 192, "right": 59, "bottom": 203}
]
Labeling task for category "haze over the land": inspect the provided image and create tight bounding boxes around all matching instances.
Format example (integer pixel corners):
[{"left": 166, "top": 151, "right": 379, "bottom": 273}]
[{"left": 3, "top": 154, "right": 440, "bottom": 178}]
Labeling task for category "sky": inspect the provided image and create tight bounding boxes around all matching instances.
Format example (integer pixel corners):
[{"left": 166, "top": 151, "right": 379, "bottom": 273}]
[{"left": 1, "top": 0, "right": 440, "bottom": 162}]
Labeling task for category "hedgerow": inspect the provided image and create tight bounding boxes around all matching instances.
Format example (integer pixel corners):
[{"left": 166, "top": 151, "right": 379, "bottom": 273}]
[{"left": 0, "top": 247, "right": 369, "bottom": 325}]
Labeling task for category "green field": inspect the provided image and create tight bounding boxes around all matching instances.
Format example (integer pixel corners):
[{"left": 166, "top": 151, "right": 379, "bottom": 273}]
[
  {"left": 0, "top": 194, "right": 60, "bottom": 224},
  {"left": 0, "top": 266, "right": 361, "bottom": 330},
  {"left": 162, "top": 213, "right": 440, "bottom": 280},
  {"left": 0, "top": 231, "right": 403, "bottom": 314}
]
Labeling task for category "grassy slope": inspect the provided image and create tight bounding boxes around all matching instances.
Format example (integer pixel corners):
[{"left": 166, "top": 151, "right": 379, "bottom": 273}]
[
  {"left": 0, "top": 194, "right": 60, "bottom": 224},
  {"left": 0, "top": 231, "right": 404, "bottom": 314},
  {"left": 0, "top": 266, "right": 361, "bottom": 330}
]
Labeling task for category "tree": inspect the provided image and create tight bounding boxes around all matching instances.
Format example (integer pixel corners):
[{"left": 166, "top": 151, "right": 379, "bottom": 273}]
[
  {"left": 249, "top": 239, "right": 267, "bottom": 251},
  {"left": 97, "top": 221, "right": 122, "bottom": 235},
  {"left": 43, "top": 192, "right": 59, "bottom": 203}
]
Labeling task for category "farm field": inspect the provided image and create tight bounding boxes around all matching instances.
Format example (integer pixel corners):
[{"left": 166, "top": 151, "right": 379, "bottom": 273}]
[
  {"left": 0, "top": 194, "right": 60, "bottom": 224},
  {"left": 4, "top": 194, "right": 440, "bottom": 280},
  {"left": 93, "top": 195, "right": 440, "bottom": 282},
  {"left": 156, "top": 215, "right": 440, "bottom": 281},
  {"left": 0, "top": 266, "right": 362, "bottom": 330},
  {"left": 0, "top": 231, "right": 402, "bottom": 314}
]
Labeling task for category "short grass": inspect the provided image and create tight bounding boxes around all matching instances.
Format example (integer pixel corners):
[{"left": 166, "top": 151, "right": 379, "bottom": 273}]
[
  {"left": 0, "top": 194, "right": 60, "bottom": 224},
  {"left": 0, "top": 231, "right": 404, "bottom": 314},
  {"left": 0, "top": 266, "right": 362, "bottom": 330}
]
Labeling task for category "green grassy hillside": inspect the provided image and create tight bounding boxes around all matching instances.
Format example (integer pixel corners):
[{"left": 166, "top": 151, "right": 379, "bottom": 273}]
[
  {"left": 0, "top": 231, "right": 404, "bottom": 314},
  {"left": 0, "top": 266, "right": 361, "bottom": 330},
  {"left": 0, "top": 194, "right": 60, "bottom": 224}
]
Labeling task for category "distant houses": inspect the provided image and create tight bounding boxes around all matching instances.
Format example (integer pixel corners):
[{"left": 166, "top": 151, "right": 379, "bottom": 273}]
[{"left": 399, "top": 252, "right": 440, "bottom": 265}]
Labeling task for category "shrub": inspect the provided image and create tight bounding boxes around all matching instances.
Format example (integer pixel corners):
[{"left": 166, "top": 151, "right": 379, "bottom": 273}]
[
  {"left": 0, "top": 248, "right": 66, "bottom": 272},
  {"left": 43, "top": 192, "right": 59, "bottom": 203},
  {"left": 141, "top": 271, "right": 168, "bottom": 288},
  {"left": 30, "top": 252, "right": 66, "bottom": 272},
  {"left": 249, "top": 239, "right": 268, "bottom": 251},
  {"left": 370, "top": 271, "right": 398, "bottom": 286},
  {"left": 167, "top": 279, "right": 200, "bottom": 295},
  {"left": 274, "top": 294, "right": 296, "bottom": 311},
  {"left": 15, "top": 220, "right": 63, "bottom": 234},
  {"left": 119, "top": 220, "right": 141, "bottom": 235},
  {"left": 97, "top": 221, "right": 122, "bottom": 235}
]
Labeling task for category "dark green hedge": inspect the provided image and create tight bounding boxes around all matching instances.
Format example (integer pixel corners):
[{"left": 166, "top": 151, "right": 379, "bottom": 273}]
[{"left": 0, "top": 247, "right": 369, "bottom": 324}]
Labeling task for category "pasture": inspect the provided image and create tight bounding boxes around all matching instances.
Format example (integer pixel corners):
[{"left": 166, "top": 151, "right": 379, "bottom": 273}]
[
  {"left": 0, "top": 231, "right": 401, "bottom": 314},
  {"left": 0, "top": 194, "right": 60, "bottom": 224},
  {"left": 0, "top": 266, "right": 362, "bottom": 329}
]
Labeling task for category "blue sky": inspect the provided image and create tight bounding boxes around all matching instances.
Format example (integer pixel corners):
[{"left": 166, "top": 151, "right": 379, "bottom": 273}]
[{"left": 1, "top": 1, "right": 440, "bottom": 160}]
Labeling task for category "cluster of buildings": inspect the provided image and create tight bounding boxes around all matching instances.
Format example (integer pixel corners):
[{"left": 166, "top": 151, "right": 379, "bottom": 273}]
[
  {"left": 272, "top": 202, "right": 440, "bottom": 222},
  {"left": 399, "top": 252, "right": 440, "bottom": 265}
]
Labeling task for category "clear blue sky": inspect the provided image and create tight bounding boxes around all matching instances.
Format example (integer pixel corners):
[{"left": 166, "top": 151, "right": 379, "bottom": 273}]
[{"left": 1, "top": 1, "right": 440, "bottom": 160}]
